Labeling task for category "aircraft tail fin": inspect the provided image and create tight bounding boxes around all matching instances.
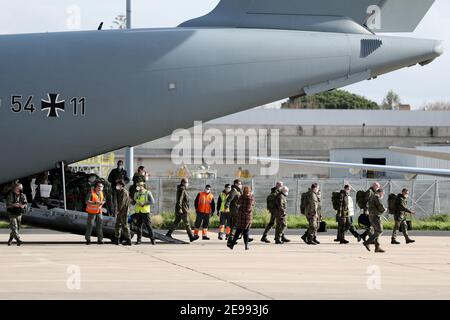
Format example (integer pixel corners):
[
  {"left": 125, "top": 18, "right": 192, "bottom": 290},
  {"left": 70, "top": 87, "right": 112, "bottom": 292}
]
[{"left": 180, "top": 0, "right": 435, "bottom": 33}]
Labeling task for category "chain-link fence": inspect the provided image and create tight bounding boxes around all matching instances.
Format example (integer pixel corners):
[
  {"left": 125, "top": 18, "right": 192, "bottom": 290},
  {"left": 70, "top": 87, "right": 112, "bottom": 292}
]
[{"left": 146, "top": 178, "right": 450, "bottom": 218}]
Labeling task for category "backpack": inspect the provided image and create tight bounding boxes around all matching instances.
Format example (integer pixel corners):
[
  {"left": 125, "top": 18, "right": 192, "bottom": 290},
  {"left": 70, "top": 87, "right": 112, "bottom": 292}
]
[
  {"left": 388, "top": 193, "right": 398, "bottom": 214},
  {"left": 266, "top": 192, "right": 278, "bottom": 212},
  {"left": 332, "top": 192, "right": 343, "bottom": 211},
  {"left": 300, "top": 192, "right": 309, "bottom": 215},
  {"left": 356, "top": 190, "right": 369, "bottom": 210}
]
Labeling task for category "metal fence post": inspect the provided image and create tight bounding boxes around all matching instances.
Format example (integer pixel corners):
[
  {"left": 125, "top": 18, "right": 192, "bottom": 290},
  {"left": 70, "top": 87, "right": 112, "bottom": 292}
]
[
  {"left": 295, "top": 179, "right": 300, "bottom": 215},
  {"left": 158, "top": 177, "right": 163, "bottom": 215},
  {"left": 433, "top": 180, "right": 438, "bottom": 215}
]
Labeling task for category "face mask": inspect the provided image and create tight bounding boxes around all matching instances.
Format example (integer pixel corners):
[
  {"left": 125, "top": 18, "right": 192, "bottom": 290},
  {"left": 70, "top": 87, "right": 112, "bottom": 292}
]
[
  {"left": 89, "top": 178, "right": 96, "bottom": 183},
  {"left": 205, "top": 189, "right": 211, "bottom": 194},
  {"left": 136, "top": 187, "right": 141, "bottom": 191},
  {"left": 99, "top": 187, "right": 104, "bottom": 192},
  {"left": 225, "top": 188, "right": 231, "bottom": 193},
  {"left": 237, "top": 184, "right": 242, "bottom": 189},
  {"left": 118, "top": 165, "right": 123, "bottom": 170},
  {"left": 145, "top": 176, "right": 149, "bottom": 181},
  {"left": 285, "top": 192, "right": 289, "bottom": 197},
  {"left": 184, "top": 183, "right": 189, "bottom": 188},
  {"left": 116, "top": 186, "right": 122, "bottom": 191}
]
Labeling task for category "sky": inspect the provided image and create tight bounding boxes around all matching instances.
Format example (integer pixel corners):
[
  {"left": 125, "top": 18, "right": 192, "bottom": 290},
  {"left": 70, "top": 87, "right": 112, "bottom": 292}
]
[{"left": 1, "top": 0, "right": 449, "bottom": 108}]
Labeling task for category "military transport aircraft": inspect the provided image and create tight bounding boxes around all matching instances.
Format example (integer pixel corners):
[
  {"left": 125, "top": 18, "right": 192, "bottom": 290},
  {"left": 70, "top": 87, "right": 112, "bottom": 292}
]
[{"left": 0, "top": 0, "right": 443, "bottom": 184}]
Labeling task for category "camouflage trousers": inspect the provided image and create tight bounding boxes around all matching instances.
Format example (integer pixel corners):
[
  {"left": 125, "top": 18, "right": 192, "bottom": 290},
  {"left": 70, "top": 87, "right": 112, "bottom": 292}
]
[
  {"left": 392, "top": 214, "right": 409, "bottom": 240},
  {"left": 305, "top": 214, "right": 319, "bottom": 239},
  {"left": 9, "top": 214, "right": 22, "bottom": 241},
  {"left": 275, "top": 214, "right": 287, "bottom": 241},
  {"left": 114, "top": 213, "right": 131, "bottom": 241},
  {"left": 85, "top": 213, "right": 103, "bottom": 242},
  {"left": 367, "top": 214, "right": 383, "bottom": 245},
  {"left": 337, "top": 216, "right": 360, "bottom": 240},
  {"left": 262, "top": 211, "right": 276, "bottom": 237},
  {"left": 168, "top": 212, "right": 194, "bottom": 238}
]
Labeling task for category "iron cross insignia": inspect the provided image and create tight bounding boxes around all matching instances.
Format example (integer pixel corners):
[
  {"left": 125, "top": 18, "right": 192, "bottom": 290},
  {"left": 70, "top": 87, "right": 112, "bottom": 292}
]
[{"left": 41, "top": 93, "right": 65, "bottom": 118}]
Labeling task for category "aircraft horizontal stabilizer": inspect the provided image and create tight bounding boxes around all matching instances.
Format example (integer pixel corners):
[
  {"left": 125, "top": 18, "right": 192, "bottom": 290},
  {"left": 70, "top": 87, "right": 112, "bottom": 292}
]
[{"left": 180, "top": 0, "right": 435, "bottom": 33}]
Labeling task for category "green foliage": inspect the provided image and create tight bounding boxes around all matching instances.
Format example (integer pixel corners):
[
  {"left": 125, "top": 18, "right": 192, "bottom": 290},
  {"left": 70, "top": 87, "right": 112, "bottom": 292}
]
[{"left": 282, "top": 89, "right": 379, "bottom": 110}]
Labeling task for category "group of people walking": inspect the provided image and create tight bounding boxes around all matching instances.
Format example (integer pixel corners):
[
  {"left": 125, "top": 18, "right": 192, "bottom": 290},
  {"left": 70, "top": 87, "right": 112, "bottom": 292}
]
[{"left": 3, "top": 161, "right": 416, "bottom": 252}]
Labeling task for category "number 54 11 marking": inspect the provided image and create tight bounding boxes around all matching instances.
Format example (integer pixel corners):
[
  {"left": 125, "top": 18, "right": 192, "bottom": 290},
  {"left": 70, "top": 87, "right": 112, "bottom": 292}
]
[{"left": 70, "top": 97, "right": 86, "bottom": 116}]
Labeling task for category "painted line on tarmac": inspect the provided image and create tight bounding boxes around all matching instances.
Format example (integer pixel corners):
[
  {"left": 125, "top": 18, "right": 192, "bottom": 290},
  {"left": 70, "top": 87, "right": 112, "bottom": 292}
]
[{"left": 125, "top": 246, "right": 275, "bottom": 300}]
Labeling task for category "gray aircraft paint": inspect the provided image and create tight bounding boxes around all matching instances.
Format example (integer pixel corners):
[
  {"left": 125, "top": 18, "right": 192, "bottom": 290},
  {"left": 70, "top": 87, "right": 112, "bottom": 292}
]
[{"left": 0, "top": 0, "right": 443, "bottom": 184}]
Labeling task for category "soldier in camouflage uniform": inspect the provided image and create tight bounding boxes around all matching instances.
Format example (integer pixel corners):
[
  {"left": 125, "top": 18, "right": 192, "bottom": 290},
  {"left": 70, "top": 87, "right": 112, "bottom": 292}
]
[
  {"left": 274, "top": 186, "right": 290, "bottom": 244},
  {"left": 166, "top": 178, "right": 197, "bottom": 242},
  {"left": 5, "top": 183, "right": 27, "bottom": 246},
  {"left": 392, "top": 188, "right": 415, "bottom": 245},
  {"left": 261, "top": 181, "right": 283, "bottom": 243},
  {"left": 363, "top": 188, "right": 387, "bottom": 253},
  {"left": 113, "top": 180, "right": 132, "bottom": 246},
  {"left": 337, "top": 185, "right": 361, "bottom": 244},
  {"left": 108, "top": 160, "right": 130, "bottom": 214},
  {"left": 360, "top": 182, "right": 381, "bottom": 242},
  {"left": 301, "top": 183, "right": 320, "bottom": 245},
  {"left": 226, "top": 179, "right": 242, "bottom": 245}
]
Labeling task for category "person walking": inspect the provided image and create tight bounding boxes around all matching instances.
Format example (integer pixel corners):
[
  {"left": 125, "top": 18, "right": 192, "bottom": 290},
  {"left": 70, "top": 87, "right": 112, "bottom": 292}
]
[{"left": 227, "top": 186, "right": 255, "bottom": 251}]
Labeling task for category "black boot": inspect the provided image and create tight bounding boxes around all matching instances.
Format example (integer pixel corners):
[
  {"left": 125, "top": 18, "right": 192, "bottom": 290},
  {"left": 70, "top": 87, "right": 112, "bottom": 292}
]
[
  {"left": 165, "top": 231, "right": 173, "bottom": 238},
  {"left": 391, "top": 239, "right": 401, "bottom": 245},
  {"left": 136, "top": 238, "right": 142, "bottom": 245},
  {"left": 275, "top": 238, "right": 283, "bottom": 244},
  {"left": 189, "top": 235, "right": 199, "bottom": 242},
  {"left": 361, "top": 231, "right": 369, "bottom": 242},
  {"left": 245, "top": 243, "right": 249, "bottom": 251},
  {"left": 112, "top": 239, "right": 120, "bottom": 245},
  {"left": 17, "top": 239, "right": 22, "bottom": 246},
  {"left": 363, "top": 241, "right": 371, "bottom": 252},
  {"left": 406, "top": 238, "right": 415, "bottom": 244},
  {"left": 218, "top": 233, "right": 224, "bottom": 240},
  {"left": 281, "top": 235, "right": 291, "bottom": 243},
  {"left": 260, "top": 235, "right": 270, "bottom": 243},
  {"left": 301, "top": 234, "right": 309, "bottom": 244},
  {"left": 227, "top": 241, "right": 235, "bottom": 250},
  {"left": 340, "top": 239, "right": 349, "bottom": 244},
  {"left": 312, "top": 237, "right": 320, "bottom": 245},
  {"left": 7, "top": 237, "right": 13, "bottom": 246},
  {"left": 123, "top": 240, "right": 132, "bottom": 246}
]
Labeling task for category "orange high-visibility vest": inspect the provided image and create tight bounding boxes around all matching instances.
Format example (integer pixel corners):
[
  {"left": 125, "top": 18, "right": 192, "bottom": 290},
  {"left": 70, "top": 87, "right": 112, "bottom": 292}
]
[
  {"left": 86, "top": 191, "right": 104, "bottom": 214},
  {"left": 197, "top": 192, "right": 214, "bottom": 214}
]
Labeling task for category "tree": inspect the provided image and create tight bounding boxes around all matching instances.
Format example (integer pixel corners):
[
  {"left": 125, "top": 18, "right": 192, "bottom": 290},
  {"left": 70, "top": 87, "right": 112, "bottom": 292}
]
[
  {"left": 381, "top": 90, "right": 401, "bottom": 110},
  {"left": 281, "top": 89, "right": 379, "bottom": 110},
  {"left": 422, "top": 101, "right": 450, "bottom": 111},
  {"left": 111, "top": 14, "right": 127, "bottom": 30}
]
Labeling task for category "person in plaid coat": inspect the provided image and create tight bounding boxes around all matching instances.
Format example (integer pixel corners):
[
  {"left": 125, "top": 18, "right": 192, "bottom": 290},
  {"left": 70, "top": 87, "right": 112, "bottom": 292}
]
[{"left": 227, "top": 186, "right": 255, "bottom": 251}]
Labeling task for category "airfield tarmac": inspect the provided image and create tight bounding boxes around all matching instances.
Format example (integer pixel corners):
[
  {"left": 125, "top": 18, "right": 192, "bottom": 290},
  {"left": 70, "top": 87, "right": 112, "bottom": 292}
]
[{"left": 0, "top": 229, "right": 449, "bottom": 300}]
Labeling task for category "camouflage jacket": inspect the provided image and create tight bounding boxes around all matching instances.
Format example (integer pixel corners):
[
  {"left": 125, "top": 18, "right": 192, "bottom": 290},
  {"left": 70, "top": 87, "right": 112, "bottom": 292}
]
[
  {"left": 225, "top": 185, "right": 241, "bottom": 217},
  {"left": 395, "top": 194, "right": 412, "bottom": 217},
  {"left": 175, "top": 184, "right": 190, "bottom": 214},
  {"left": 275, "top": 192, "right": 287, "bottom": 217},
  {"left": 305, "top": 190, "right": 319, "bottom": 218},
  {"left": 368, "top": 195, "right": 386, "bottom": 216}
]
